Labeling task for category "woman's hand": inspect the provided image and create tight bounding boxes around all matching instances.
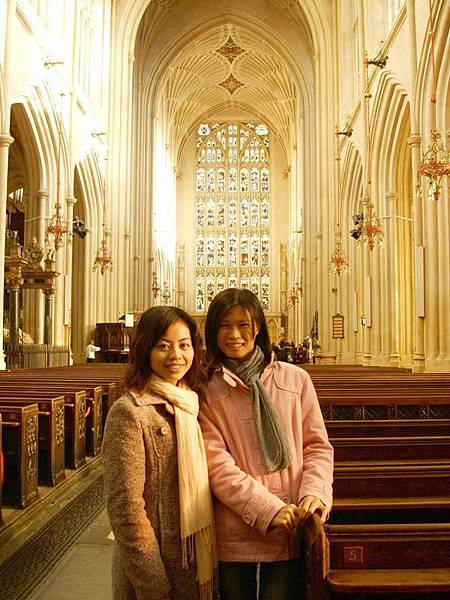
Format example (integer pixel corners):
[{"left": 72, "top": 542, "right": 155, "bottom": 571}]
[
  {"left": 297, "top": 495, "right": 327, "bottom": 523},
  {"left": 269, "top": 503, "right": 300, "bottom": 532}
]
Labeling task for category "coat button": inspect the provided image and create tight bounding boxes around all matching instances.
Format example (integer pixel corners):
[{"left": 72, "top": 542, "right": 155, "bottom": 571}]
[
  {"left": 282, "top": 495, "right": 290, "bottom": 503},
  {"left": 243, "top": 512, "right": 252, "bottom": 524},
  {"left": 160, "top": 425, "right": 169, "bottom": 435}
]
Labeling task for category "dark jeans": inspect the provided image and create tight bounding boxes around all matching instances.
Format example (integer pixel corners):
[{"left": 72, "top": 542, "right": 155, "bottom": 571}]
[{"left": 218, "top": 558, "right": 309, "bottom": 600}]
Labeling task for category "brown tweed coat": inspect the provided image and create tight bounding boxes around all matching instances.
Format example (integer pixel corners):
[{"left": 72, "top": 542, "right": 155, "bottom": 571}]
[{"left": 102, "top": 390, "right": 200, "bottom": 600}]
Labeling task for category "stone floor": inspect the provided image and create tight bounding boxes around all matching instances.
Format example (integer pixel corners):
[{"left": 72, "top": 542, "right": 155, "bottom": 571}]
[{"left": 29, "top": 508, "right": 114, "bottom": 600}]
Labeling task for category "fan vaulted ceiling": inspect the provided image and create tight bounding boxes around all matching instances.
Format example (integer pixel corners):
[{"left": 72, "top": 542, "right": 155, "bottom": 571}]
[{"left": 136, "top": 1, "right": 314, "bottom": 153}]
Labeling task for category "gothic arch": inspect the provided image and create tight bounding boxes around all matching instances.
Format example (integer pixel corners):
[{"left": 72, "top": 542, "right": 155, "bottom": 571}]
[
  {"left": 71, "top": 152, "right": 106, "bottom": 362},
  {"left": 370, "top": 72, "right": 413, "bottom": 366},
  {"left": 339, "top": 141, "right": 363, "bottom": 363}
]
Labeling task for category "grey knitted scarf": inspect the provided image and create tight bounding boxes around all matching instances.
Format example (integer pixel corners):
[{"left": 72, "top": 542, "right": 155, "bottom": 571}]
[{"left": 223, "top": 346, "right": 292, "bottom": 473}]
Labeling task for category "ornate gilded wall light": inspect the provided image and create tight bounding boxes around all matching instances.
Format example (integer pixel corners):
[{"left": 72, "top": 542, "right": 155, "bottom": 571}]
[
  {"left": 418, "top": 0, "right": 450, "bottom": 201},
  {"left": 93, "top": 157, "right": 113, "bottom": 275},
  {"left": 47, "top": 94, "right": 68, "bottom": 249},
  {"left": 92, "top": 229, "right": 113, "bottom": 275},
  {"left": 359, "top": 52, "right": 384, "bottom": 250},
  {"left": 330, "top": 127, "right": 349, "bottom": 275}
]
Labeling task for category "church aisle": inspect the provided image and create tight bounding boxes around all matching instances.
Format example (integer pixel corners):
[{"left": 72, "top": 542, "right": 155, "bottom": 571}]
[{"left": 30, "top": 509, "right": 113, "bottom": 600}]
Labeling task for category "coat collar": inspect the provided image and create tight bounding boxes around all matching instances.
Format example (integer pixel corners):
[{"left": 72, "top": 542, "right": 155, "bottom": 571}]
[
  {"left": 127, "top": 390, "right": 175, "bottom": 413},
  {"left": 220, "top": 352, "right": 277, "bottom": 388}
]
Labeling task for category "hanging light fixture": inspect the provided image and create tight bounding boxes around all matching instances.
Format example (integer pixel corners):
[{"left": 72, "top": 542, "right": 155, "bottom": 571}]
[
  {"left": 330, "top": 127, "right": 349, "bottom": 275},
  {"left": 418, "top": 0, "right": 450, "bottom": 201},
  {"left": 47, "top": 93, "right": 68, "bottom": 249},
  {"left": 359, "top": 52, "right": 383, "bottom": 250},
  {"left": 92, "top": 228, "right": 113, "bottom": 275},
  {"left": 93, "top": 157, "right": 113, "bottom": 275}
]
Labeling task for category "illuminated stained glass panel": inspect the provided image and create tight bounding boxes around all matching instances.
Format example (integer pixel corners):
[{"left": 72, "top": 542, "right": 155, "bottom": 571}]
[{"left": 195, "top": 122, "right": 271, "bottom": 311}]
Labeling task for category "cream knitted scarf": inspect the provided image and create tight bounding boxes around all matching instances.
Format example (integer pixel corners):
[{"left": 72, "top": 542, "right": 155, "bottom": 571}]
[{"left": 148, "top": 375, "right": 217, "bottom": 600}]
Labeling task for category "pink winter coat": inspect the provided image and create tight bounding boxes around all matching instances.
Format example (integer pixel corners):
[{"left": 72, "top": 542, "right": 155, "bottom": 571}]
[{"left": 198, "top": 358, "right": 333, "bottom": 562}]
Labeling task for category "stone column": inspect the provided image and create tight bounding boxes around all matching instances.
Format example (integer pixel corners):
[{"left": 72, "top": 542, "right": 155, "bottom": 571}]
[
  {"left": 0, "top": 0, "right": 18, "bottom": 369},
  {"left": 386, "top": 192, "right": 401, "bottom": 367},
  {"left": 406, "top": 0, "right": 425, "bottom": 372},
  {"left": 34, "top": 189, "right": 49, "bottom": 343},
  {"left": 43, "top": 289, "right": 55, "bottom": 348},
  {"left": 361, "top": 196, "right": 372, "bottom": 365},
  {"left": 0, "top": 134, "right": 15, "bottom": 369},
  {"left": 7, "top": 280, "right": 21, "bottom": 369}
]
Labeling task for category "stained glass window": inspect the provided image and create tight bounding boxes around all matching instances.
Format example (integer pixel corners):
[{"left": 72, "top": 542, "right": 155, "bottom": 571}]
[{"left": 195, "top": 122, "right": 271, "bottom": 312}]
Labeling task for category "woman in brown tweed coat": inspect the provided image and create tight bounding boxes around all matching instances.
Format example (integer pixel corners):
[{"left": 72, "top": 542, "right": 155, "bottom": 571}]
[{"left": 102, "top": 306, "right": 216, "bottom": 600}]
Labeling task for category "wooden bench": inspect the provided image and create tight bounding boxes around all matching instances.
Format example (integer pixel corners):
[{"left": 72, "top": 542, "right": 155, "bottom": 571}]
[
  {"left": 334, "top": 459, "right": 450, "bottom": 498},
  {"left": 0, "top": 404, "right": 39, "bottom": 508},
  {"left": 0, "top": 382, "right": 99, "bottom": 457},
  {"left": 319, "top": 395, "right": 450, "bottom": 421},
  {"left": 326, "top": 418, "right": 450, "bottom": 438},
  {"left": 1, "top": 378, "right": 104, "bottom": 453},
  {"left": 19, "top": 372, "right": 117, "bottom": 431},
  {"left": 0, "top": 396, "right": 65, "bottom": 486},
  {"left": 325, "top": 522, "right": 450, "bottom": 597},
  {"left": 331, "top": 435, "right": 450, "bottom": 461},
  {"left": 0, "top": 414, "right": 2, "bottom": 525},
  {"left": 1, "top": 366, "right": 124, "bottom": 430},
  {"left": 0, "top": 387, "right": 86, "bottom": 469},
  {"left": 331, "top": 495, "right": 450, "bottom": 526},
  {"left": 326, "top": 416, "right": 450, "bottom": 526}
]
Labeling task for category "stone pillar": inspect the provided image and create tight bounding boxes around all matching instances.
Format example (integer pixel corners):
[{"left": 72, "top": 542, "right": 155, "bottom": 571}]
[
  {"left": 35, "top": 189, "right": 49, "bottom": 343},
  {"left": 0, "top": 134, "right": 15, "bottom": 369},
  {"left": 406, "top": 0, "right": 425, "bottom": 373},
  {"left": 177, "top": 244, "right": 185, "bottom": 309},
  {"left": 7, "top": 282, "right": 21, "bottom": 368},
  {"left": 43, "top": 289, "right": 55, "bottom": 348},
  {"left": 361, "top": 196, "right": 372, "bottom": 365},
  {"left": 386, "top": 192, "right": 401, "bottom": 367}
]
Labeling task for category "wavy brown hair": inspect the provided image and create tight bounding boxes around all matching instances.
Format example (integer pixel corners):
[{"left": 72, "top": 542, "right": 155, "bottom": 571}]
[
  {"left": 204, "top": 288, "right": 272, "bottom": 378},
  {"left": 124, "top": 306, "right": 205, "bottom": 395}
]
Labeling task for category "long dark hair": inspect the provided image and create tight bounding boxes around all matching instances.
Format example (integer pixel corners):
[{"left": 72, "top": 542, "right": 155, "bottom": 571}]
[
  {"left": 124, "top": 306, "right": 205, "bottom": 394},
  {"left": 205, "top": 288, "right": 272, "bottom": 377}
]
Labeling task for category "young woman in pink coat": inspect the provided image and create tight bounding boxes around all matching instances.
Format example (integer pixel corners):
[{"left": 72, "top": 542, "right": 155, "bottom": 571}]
[{"left": 198, "top": 289, "right": 333, "bottom": 600}]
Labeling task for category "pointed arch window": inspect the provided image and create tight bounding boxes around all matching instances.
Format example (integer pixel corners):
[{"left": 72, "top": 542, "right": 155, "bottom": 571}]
[{"left": 195, "top": 122, "right": 271, "bottom": 312}]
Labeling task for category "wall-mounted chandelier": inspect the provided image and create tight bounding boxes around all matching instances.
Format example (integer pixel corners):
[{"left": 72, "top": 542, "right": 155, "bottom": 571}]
[
  {"left": 359, "top": 51, "right": 383, "bottom": 250},
  {"left": 330, "top": 127, "right": 349, "bottom": 275},
  {"left": 92, "top": 226, "right": 113, "bottom": 275},
  {"left": 93, "top": 157, "right": 113, "bottom": 275},
  {"left": 418, "top": 0, "right": 450, "bottom": 201},
  {"left": 47, "top": 93, "right": 68, "bottom": 249},
  {"left": 359, "top": 202, "right": 383, "bottom": 251}
]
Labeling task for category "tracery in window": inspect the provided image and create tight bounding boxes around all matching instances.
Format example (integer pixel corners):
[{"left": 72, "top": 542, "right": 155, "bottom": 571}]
[{"left": 195, "top": 122, "right": 271, "bottom": 312}]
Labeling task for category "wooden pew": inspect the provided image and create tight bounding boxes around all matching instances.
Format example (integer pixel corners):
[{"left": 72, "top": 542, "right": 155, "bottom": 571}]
[
  {"left": 331, "top": 435, "right": 450, "bottom": 461},
  {"left": 320, "top": 396, "right": 450, "bottom": 421},
  {"left": 15, "top": 372, "right": 116, "bottom": 432},
  {"left": 332, "top": 495, "right": 450, "bottom": 526},
  {"left": 325, "top": 522, "right": 450, "bottom": 597},
  {"left": 333, "top": 459, "right": 450, "bottom": 498},
  {"left": 300, "top": 366, "right": 450, "bottom": 596},
  {"left": 0, "top": 396, "right": 65, "bottom": 486},
  {"left": 0, "top": 404, "right": 39, "bottom": 508},
  {"left": 0, "top": 414, "right": 3, "bottom": 525},
  {"left": 0, "top": 366, "right": 120, "bottom": 435},
  {"left": 326, "top": 418, "right": 450, "bottom": 438},
  {"left": 0, "top": 382, "right": 100, "bottom": 457},
  {"left": 0, "top": 387, "right": 86, "bottom": 469}
]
